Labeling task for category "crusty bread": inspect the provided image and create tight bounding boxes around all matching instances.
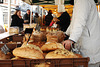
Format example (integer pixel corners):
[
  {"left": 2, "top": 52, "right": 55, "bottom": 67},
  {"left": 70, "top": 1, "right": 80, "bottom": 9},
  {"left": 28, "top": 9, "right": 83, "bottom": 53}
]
[
  {"left": 46, "top": 31, "right": 65, "bottom": 43},
  {"left": 41, "top": 42, "right": 64, "bottom": 51},
  {"left": 13, "top": 47, "right": 44, "bottom": 59},
  {"left": 46, "top": 33, "right": 58, "bottom": 42},
  {"left": 28, "top": 42, "right": 45, "bottom": 48},
  {"left": 9, "top": 27, "right": 19, "bottom": 34},
  {"left": 21, "top": 43, "right": 43, "bottom": 53},
  {"left": 45, "top": 49, "right": 81, "bottom": 59}
]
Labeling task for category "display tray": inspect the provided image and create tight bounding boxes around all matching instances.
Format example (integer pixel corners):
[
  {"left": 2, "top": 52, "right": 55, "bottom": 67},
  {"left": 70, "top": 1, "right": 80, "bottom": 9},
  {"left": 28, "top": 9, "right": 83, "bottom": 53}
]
[
  {"left": 0, "top": 43, "right": 22, "bottom": 50},
  {"left": 12, "top": 34, "right": 24, "bottom": 43},
  {"left": 0, "top": 34, "right": 24, "bottom": 43},
  {"left": 0, "top": 58, "right": 89, "bottom": 67}
]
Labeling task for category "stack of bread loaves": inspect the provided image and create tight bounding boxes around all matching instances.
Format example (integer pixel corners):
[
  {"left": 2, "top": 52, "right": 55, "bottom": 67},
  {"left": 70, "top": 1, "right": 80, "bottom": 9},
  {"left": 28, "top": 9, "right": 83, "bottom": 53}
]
[
  {"left": 40, "top": 42, "right": 82, "bottom": 59},
  {"left": 9, "top": 27, "right": 19, "bottom": 34},
  {"left": 46, "top": 31, "right": 65, "bottom": 43}
]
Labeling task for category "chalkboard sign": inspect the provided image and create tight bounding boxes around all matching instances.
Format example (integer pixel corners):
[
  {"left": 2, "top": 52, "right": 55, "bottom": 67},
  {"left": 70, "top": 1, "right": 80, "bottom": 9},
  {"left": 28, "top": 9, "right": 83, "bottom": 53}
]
[
  {"left": 25, "top": 28, "right": 33, "bottom": 34},
  {"left": 1, "top": 44, "right": 10, "bottom": 55}
]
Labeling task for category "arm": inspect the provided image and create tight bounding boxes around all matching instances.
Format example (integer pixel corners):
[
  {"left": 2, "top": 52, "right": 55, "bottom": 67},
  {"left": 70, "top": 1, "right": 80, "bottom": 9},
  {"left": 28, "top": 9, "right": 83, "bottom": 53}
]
[
  {"left": 69, "top": 0, "right": 91, "bottom": 42},
  {"left": 62, "top": 0, "right": 91, "bottom": 50}
]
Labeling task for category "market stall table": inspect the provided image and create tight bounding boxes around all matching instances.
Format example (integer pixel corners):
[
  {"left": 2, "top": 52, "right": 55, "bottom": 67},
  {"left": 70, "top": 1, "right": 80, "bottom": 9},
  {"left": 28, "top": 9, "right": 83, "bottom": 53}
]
[{"left": 0, "top": 32, "right": 15, "bottom": 40}]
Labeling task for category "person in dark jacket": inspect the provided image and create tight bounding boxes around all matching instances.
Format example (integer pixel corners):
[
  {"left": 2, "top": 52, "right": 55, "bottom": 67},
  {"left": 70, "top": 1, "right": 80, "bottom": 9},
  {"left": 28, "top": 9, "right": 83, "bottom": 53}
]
[
  {"left": 11, "top": 10, "right": 24, "bottom": 31},
  {"left": 45, "top": 10, "right": 53, "bottom": 26},
  {"left": 23, "top": 9, "right": 30, "bottom": 24},
  {"left": 56, "top": 11, "right": 70, "bottom": 32}
]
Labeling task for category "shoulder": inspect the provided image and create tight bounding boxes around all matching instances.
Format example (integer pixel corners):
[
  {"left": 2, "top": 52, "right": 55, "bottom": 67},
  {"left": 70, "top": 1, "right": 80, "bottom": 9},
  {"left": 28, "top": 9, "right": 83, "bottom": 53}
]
[
  {"left": 12, "top": 14, "right": 18, "bottom": 18},
  {"left": 75, "top": 0, "right": 90, "bottom": 5},
  {"left": 24, "top": 13, "right": 27, "bottom": 16}
]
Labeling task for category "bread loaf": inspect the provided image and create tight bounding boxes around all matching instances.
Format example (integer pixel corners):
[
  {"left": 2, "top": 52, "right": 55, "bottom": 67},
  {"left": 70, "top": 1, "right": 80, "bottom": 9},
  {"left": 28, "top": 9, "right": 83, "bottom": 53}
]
[
  {"left": 45, "top": 49, "right": 82, "bottom": 59},
  {"left": 28, "top": 42, "right": 45, "bottom": 48},
  {"left": 13, "top": 47, "right": 44, "bottom": 59},
  {"left": 46, "top": 31, "right": 65, "bottom": 43},
  {"left": 13, "top": 42, "right": 44, "bottom": 59},
  {"left": 41, "top": 42, "right": 64, "bottom": 51},
  {"left": 9, "top": 27, "right": 19, "bottom": 34}
]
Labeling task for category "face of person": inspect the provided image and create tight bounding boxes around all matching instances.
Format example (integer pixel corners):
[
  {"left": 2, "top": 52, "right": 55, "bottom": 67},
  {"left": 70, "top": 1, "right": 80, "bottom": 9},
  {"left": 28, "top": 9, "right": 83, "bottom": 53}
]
[
  {"left": 17, "top": 11, "right": 21, "bottom": 16},
  {"left": 27, "top": 10, "right": 30, "bottom": 15}
]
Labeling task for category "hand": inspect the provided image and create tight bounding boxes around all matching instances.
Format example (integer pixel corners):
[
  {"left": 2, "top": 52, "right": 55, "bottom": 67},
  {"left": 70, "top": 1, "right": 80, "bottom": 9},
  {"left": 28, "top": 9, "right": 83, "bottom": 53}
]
[{"left": 62, "top": 40, "right": 73, "bottom": 50}]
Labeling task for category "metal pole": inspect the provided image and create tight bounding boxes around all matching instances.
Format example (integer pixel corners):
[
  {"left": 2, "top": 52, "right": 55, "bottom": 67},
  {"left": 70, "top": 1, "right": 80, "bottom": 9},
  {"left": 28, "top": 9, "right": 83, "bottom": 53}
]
[
  {"left": 8, "top": 0, "right": 11, "bottom": 32},
  {"left": 38, "top": 5, "right": 39, "bottom": 14},
  {"left": 98, "top": 5, "right": 99, "bottom": 12},
  {"left": 42, "top": 7, "right": 44, "bottom": 25},
  {"left": 30, "top": 5, "right": 33, "bottom": 25}
]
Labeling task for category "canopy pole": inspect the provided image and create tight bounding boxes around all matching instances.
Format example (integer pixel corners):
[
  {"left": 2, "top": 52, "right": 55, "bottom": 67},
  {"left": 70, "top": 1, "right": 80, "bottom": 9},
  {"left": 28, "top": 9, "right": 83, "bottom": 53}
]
[
  {"left": 30, "top": 6, "right": 33, "bottom": 26},
  {"left": 38, "top": 5, "right": 39, "bottom": 14},
  {"left": 98, "top": 5, "right": 99, "bottom": 12},
  {"left": 8, "top": 0, "right": 11, "bottom": 32},
  {"left": 42, "top": 7, "right": 44, "bottom": 25}
]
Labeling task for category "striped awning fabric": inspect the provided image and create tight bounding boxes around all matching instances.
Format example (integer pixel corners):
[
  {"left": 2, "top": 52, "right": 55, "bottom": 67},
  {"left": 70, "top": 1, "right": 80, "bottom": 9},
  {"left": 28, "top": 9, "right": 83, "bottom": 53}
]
[{"left": 22, "top": 0, "right": 70, "bottom": 5}]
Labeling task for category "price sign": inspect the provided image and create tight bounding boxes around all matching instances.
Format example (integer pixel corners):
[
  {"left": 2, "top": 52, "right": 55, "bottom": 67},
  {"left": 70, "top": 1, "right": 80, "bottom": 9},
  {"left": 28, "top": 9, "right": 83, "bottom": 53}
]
[{"left": 1, "top": 44, "right": 10, "bottom": 55}]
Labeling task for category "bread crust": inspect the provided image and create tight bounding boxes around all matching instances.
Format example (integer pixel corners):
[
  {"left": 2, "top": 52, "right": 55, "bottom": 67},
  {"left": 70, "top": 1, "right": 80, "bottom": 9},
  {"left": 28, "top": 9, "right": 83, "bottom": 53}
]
[
  {"left": 13, "top": 47, "right": 44, "bottom": 59},
  {"left": 45, "top": 49, "right": 82, "bottom": 59},
  {"left": 41, "top": 42, "right": 64, "bottom": 51}
]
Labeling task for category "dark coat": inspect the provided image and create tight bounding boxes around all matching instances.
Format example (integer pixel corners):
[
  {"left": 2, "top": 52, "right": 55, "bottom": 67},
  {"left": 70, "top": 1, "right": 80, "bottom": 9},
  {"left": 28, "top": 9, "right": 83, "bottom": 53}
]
[
  {"left": 11, "top": 15, "right": 24, "bottom": 28},
  {"left": 23, "top": 13, "right": 30, "bottom": 24},
  {"left": 45, "top": 13, "right": 53, "bottom": 26},
  {"left": 57, "top": 11, "right": 70, "bottom": 32}
]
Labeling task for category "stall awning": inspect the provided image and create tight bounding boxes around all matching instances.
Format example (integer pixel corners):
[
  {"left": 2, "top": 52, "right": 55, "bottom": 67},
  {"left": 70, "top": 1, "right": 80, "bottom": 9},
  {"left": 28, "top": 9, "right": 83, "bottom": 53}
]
[{"left": 22, "top": 0, "right": 70, "bottom": 5}]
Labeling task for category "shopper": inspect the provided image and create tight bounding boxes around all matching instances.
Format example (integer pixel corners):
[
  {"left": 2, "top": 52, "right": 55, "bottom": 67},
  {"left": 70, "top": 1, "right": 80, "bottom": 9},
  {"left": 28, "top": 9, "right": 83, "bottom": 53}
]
[
  {"left": 62, "top": 0, "right": 100, "bottom": 67},
  {"left": 23, "top": 9, "right": 30, "bottom": 24},
  {"left": 56, "top": 11, "right": 70, "bottom": 32},
  {"left": 45, "top": 10, "right": 53, "bottom": 26},
  {"left": 11, "top": 10, "right": 24, "bottom": 31},
  {"left": 34, "top": 13, "right": 40, "bottom": 25}
]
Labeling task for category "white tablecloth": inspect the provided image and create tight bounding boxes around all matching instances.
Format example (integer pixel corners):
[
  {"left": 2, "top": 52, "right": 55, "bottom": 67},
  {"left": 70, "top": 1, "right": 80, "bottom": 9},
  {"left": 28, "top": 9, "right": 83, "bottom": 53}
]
[{"left": 0, "top": 32, "right": 15, "bottom": 40}]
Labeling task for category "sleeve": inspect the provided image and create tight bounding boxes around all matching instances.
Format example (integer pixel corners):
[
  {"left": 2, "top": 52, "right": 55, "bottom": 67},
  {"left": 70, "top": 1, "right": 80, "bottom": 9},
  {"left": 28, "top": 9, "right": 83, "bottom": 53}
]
[
  {"left": 68, "top": 0, "right": 91, "bottom": 42},
  {"left": 65, "top": 25, "right": 71, "bottom": 36},
  {"left": 23, "top": 14, "right": 26, "bottom": 20},
  {"left": 11, "top": 15, "right": 18, "bottom": 26}
]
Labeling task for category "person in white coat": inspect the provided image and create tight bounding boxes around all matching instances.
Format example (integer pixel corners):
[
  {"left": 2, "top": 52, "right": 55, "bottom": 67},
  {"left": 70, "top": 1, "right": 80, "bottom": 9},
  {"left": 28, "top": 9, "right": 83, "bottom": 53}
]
[{"left": 62, "top": 0, "right": 100, "bottom": 67}]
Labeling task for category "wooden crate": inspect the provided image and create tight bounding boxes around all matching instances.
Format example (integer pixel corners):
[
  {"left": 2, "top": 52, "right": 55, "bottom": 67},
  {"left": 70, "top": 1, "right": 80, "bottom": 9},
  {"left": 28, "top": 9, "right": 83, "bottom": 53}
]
[{"left": 0, "top": 58, "right": 89, "bottom": 67}]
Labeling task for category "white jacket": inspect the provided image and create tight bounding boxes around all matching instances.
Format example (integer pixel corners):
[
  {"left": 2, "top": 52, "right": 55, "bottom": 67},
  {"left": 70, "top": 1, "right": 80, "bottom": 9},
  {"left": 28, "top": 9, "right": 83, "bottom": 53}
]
[{"left": 66, "top": 0, "right": 100, "bottom": 64}]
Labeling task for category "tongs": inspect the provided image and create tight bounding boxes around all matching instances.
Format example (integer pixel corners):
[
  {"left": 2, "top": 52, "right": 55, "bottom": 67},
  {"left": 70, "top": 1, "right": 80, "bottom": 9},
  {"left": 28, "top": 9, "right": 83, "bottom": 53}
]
[
  {"left": 70, "top": 42, "right": 81, "bottom": 54},
  {"left": 64, "top": 41, "right": 81, "bottom": 54}
]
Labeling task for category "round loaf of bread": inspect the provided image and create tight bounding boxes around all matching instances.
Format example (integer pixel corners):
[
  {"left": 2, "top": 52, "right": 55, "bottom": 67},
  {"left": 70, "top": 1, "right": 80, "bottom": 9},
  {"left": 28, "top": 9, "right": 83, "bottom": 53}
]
[
  {"left": 45, "top": 49, "right": 81, "bottom": 59},
  {"left": 13, "top": 47, "right": 44, "bottom": 59},
  {"left": 41, "top": 42, "right": 64, "bottom": 51}
]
